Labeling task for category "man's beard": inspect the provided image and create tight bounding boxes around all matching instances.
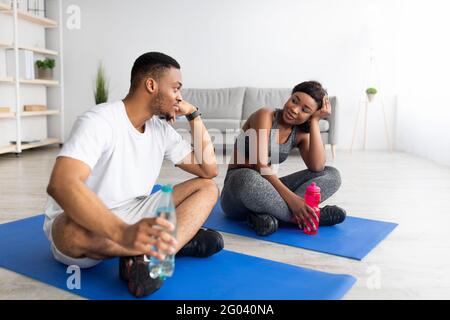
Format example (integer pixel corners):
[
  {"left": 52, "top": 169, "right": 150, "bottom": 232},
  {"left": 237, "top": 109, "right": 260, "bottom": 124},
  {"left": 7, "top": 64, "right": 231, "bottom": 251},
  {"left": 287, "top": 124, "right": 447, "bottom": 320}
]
[{"left": 153, "top": 92, "right": 171, "bottom": 120}]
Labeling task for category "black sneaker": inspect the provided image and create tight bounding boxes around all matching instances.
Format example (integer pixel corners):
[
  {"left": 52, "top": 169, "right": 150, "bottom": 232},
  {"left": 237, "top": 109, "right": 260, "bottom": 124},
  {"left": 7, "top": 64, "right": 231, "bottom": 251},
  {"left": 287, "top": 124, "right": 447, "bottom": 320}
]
[
  {"left": 247, "top": 212, "right": 278, "bottom": 236},
  {"left": 319, "top": 205, "right": 347, "bottom": 226},
  {"left": 119, "top": 255, "right": 134, "bottom": 282},
  {"left": 176, "top": 228, "right": 224, "bottom": 258},
  {"left": 119, "top": 255, "right": 164, "bottom": 298}
]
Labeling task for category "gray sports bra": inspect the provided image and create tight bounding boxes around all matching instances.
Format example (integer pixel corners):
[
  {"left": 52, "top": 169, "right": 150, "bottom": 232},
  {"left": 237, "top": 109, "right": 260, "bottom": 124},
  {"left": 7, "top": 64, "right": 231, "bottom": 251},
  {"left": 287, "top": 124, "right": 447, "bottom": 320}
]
[{"left": 234, "top": 108, "right": 298, "bottom": 165}]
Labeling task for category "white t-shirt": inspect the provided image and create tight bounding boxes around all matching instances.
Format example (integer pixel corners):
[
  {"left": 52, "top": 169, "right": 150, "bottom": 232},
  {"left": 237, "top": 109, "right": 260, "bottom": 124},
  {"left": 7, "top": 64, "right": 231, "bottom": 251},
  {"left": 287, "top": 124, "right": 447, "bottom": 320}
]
[{"left": 43, "top": 100, "right": 192, "bottom": 221}]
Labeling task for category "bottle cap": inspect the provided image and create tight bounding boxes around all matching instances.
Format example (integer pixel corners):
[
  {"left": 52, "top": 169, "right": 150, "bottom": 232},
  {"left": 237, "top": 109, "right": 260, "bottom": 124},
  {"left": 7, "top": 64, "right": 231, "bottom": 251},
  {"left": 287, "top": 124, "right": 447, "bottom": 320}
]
[
  {"left": 161, "top": 184, "right": 173, "bottom": 193},
  {"left": 306, "top": 182, "right": 321, "bottom": 193}
]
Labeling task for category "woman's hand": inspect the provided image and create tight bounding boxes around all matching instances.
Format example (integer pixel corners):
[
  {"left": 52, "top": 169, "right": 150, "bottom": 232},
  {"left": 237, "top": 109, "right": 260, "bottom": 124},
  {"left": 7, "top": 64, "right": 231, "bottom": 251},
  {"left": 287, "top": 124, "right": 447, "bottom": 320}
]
[
  {"left": 311, "top": 95, "right": 331, "bottom": 121},
  {"left": 286, "top": 194, "right": 319, "bottom": 232}
]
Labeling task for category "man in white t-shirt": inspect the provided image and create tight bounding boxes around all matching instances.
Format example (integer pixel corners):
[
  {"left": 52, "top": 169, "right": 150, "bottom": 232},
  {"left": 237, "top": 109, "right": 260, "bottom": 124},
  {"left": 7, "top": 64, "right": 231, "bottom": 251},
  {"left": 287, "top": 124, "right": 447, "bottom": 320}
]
[{"left": 44, "top": 52, "right": 223, "bottom": 297}]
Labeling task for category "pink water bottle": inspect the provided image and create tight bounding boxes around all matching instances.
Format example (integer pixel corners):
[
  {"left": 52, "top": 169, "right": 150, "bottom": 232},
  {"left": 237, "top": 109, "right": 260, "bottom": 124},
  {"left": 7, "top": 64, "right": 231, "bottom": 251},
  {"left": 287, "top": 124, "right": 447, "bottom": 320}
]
[{"left": 303, "top": 182, "right": 321, "bottom": 235}]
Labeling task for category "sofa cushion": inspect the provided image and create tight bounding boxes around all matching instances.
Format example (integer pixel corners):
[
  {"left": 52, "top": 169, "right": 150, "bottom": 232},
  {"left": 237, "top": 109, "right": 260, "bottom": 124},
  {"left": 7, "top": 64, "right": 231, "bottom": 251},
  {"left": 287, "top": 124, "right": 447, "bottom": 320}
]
[
  {"left": 181, "top": 87, "right": 245, "bottom": 119},
  {"left": 172, "top": 118, "right": 241, "bottom": 132},
  {"left": 242, "top": 87, "right": 291, "bottom": 120},
  {"left": 171, "top": 118, "right": 241, "bottom": 145},
  {"left": 240, "top": 117, "right": 330, "bottom": 132}
]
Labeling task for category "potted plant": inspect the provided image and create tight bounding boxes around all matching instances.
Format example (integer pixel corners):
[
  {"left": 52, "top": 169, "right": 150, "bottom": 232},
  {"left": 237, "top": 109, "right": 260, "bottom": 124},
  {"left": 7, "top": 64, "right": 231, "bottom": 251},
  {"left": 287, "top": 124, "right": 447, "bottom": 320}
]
[
  {"left": 366, "top": 87, "right": 377, "bottom": 102},
  {"left": 36, "top": 58, "right": 55, "bottom": 80},
  {"left": 94, "top": 63, "right": 109, "bottom": 104}
]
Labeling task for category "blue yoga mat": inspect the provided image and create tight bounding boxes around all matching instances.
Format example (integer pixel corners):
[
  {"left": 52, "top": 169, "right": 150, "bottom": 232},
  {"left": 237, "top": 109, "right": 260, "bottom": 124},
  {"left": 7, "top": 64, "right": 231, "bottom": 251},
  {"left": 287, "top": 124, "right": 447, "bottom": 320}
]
[
  {"left": 152, "top": 184, "right": 398, "bottom": 261},
  {"left": 203, "top": 202, "right": 398, "bottom": 260},
  {"left": 0, "top": 215, "right": 356, "bottom": 300}
]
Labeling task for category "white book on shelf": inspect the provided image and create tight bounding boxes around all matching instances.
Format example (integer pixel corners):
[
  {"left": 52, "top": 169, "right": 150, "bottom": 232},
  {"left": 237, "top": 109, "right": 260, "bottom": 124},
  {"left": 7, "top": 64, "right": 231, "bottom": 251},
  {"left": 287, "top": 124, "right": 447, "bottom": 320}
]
[
  {"left": 25, "top": 50, "right": 30, "bottom": 79},
  {"left": 5, "top": 49, "right": 35, "bottom": 80},
  {"left": 6, "top": 49, "right": 20, "bottom": 79},
  {"left": 26, "top": 50, "right": 35, "bottom": 79},
  {"left": 6, "top": 49, "right": 35, "bottom": 80}
]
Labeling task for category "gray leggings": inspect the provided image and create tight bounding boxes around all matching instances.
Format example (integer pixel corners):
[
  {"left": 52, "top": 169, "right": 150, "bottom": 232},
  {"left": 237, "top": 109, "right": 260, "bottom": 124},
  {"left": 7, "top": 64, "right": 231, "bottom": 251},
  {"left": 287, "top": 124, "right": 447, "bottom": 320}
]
[{"left": 220, "top": 166, "right": 342, "bottom": 222}]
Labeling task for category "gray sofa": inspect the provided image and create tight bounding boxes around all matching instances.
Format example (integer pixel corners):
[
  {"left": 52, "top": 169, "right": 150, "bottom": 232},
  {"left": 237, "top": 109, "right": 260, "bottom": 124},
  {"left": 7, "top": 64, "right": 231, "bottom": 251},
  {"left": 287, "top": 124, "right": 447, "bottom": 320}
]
[{"left": 172, "top": 87, "right": 337, "bottom": 158}]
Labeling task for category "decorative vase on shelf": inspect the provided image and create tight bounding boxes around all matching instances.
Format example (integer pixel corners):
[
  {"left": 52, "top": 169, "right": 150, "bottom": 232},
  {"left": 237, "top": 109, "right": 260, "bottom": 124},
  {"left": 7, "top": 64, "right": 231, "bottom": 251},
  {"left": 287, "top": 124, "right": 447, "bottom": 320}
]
[
  {"left": 37, "top": 68, "right": 53, "bottom": 80},
  {"left": 35, "top": 58, "right": 55, "bottom": 80}
]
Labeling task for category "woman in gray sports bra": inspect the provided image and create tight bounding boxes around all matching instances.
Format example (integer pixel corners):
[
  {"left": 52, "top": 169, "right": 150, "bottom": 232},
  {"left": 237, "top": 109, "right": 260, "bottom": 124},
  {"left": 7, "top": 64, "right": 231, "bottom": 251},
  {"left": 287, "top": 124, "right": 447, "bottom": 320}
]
[{"left": 220, "top": 81, "right": 346, "bottom": 236}]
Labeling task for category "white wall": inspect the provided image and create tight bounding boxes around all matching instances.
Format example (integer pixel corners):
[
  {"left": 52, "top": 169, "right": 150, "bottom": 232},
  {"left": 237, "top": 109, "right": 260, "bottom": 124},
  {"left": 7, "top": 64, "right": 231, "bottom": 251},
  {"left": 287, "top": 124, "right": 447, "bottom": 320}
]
[
  {"left": 61, "top": 0, "right": 401, "bottom": 149},
  {"left": 395, "top": 0, "right": 450, "bottom": 166}
]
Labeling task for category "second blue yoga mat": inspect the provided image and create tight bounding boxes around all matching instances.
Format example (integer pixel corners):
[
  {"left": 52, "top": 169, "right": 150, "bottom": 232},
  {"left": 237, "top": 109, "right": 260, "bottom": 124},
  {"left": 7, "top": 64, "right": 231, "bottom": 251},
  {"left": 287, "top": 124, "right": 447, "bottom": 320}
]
[{"left": 203, "top": 202, "right": 397, "bottom": 260}]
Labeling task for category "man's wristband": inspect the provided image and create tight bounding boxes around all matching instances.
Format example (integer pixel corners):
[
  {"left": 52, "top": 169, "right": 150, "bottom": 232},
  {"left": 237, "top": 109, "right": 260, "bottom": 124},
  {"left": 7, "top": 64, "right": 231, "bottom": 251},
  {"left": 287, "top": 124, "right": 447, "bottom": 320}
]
[{"left": 185, "top": 107, "right": 201, "bottom": 121}]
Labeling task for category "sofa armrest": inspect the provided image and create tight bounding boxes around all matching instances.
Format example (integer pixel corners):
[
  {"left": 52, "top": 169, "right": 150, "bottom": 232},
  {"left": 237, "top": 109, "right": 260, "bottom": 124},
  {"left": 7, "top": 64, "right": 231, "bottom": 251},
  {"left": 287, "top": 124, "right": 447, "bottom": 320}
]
[{"left": 327, "top": 96, "right": 338, "bottom": 145}]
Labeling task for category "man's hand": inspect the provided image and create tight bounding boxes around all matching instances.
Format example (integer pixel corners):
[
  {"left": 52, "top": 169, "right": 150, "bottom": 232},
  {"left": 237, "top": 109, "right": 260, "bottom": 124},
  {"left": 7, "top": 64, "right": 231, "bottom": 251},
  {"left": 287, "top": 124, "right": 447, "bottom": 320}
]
[
  {"left": 119, "top": 217, "right": 178, "bottom": 260},
  {"left": 167, "top": 100, "right": 197, "bottom": 125},
  {"left": 177, "top": 100, "right": 197, "bottom": 117},
  {"left": 311, "top": 95, "right": 331, "bottom": 121}
]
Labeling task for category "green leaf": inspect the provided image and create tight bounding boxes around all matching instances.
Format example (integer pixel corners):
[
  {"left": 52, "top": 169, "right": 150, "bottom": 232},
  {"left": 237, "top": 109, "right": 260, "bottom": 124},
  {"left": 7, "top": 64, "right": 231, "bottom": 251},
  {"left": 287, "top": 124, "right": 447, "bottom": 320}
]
[
  {"left": 366, "top": 87, "right": 377, "bottom": 94},
  {"left": 36, "top": 58, "right": 56, "bottom": 69}
]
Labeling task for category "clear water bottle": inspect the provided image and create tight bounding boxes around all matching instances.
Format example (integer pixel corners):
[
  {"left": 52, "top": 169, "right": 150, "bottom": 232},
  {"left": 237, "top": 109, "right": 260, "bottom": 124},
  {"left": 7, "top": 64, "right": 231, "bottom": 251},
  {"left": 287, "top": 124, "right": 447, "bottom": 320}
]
[{"left": 148, "top": 184, "right": 177, "bottom": 279}]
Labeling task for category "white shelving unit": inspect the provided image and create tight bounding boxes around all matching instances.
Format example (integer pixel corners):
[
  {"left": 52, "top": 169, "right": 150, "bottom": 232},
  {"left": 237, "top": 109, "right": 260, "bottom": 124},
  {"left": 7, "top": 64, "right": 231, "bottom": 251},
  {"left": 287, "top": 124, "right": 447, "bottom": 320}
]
[
  {"left": 0, "top": 0, "right": 64, "bottom": 155},
  {"left": 0, "top": 43, "right": 58, "bottom": 56},
  {"left": 0, "top": 111, "right": 15, "bottom": 118}
]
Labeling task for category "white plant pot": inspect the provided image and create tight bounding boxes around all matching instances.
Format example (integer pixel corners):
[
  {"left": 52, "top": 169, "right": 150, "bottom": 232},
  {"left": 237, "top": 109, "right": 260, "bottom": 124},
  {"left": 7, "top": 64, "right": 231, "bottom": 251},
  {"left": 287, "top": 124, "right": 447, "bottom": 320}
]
[{"left": 367, "top": 93, "right": 376, "bottom": 102}]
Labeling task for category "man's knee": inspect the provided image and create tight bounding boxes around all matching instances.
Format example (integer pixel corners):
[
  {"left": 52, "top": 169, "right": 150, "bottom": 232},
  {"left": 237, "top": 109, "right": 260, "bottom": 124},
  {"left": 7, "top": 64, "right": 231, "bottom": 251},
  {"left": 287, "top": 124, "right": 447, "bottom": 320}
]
[
  {"left": 198, "top": 178, "right": 220, "bottom": 201},
  {"left": 51, "top": 213, "right": 92, "bottom": 259}
]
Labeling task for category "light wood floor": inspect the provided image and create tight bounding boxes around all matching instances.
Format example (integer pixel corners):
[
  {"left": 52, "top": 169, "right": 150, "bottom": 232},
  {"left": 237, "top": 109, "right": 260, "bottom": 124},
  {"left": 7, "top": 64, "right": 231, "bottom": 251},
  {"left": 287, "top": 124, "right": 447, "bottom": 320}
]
[{"left": 1, "top": 146, "right": 450, "bottom": 299}]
